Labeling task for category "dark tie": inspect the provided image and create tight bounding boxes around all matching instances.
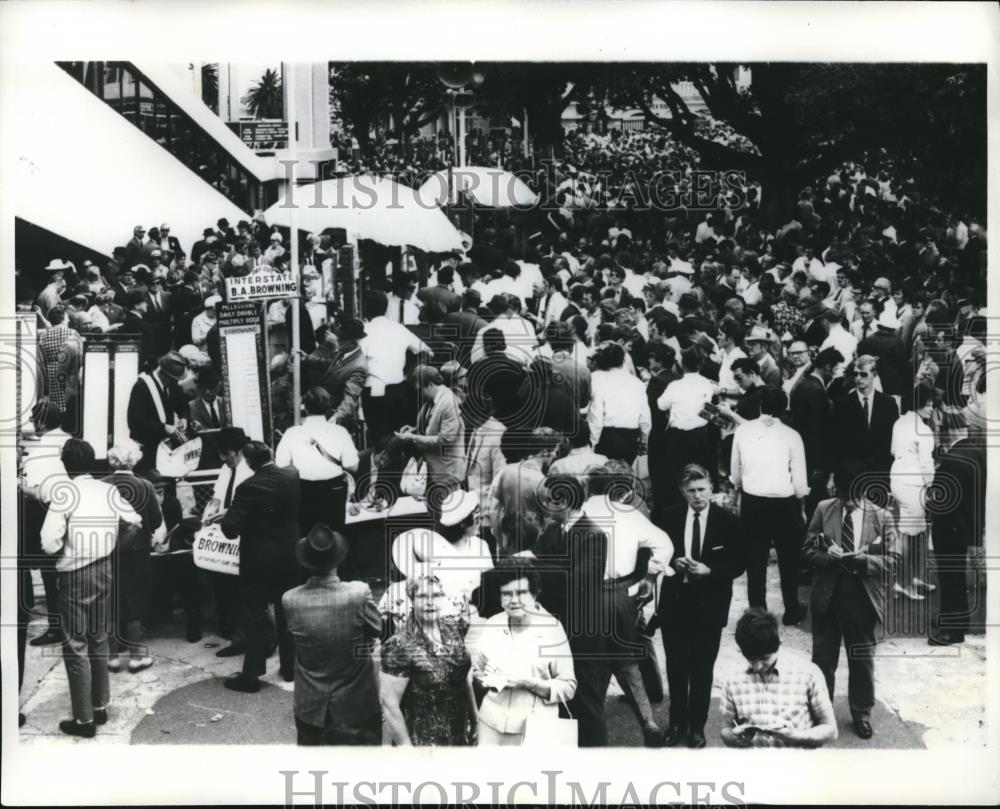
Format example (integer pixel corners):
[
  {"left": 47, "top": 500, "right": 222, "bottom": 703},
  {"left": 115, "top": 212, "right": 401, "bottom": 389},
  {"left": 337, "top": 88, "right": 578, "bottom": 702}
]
[
  {"left": 841, "top": 505, "right": 855, "bottom": 553},
  {"left": 209, "top": 401, "right": 220, "bottom": 428},
  {"left": 691, "top": 510, "right": 701, "bottom": 561},
  {"left": 224, "top": 469, "right": 236, "bottom": 508},
  {"left": 862, "top": 396, "right": 870, "bottom": 428},
  {"left": 399, "top": 298, "right": 405, "bottom": 321}
]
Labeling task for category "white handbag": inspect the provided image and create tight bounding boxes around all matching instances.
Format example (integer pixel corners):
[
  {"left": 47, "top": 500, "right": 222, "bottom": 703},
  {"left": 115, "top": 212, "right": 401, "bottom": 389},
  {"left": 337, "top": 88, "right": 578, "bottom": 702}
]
[
  {"left": 400, "top": 457, "right": 427, "bottom": 498},
  {"left": 522, "top": 695, "right": 577, "bottom": 748}
]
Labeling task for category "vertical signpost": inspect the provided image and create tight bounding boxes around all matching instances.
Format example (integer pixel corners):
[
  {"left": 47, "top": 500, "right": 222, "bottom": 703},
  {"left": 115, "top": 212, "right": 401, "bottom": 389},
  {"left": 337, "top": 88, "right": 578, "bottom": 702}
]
[{"left": 218, "top": 301, "right": 272, "bottom": 443}]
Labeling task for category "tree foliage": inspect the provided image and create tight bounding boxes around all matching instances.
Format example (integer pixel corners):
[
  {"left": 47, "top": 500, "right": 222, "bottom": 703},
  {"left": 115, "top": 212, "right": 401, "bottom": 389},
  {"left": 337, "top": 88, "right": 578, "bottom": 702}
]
[
  {"left": 329, "top": 63, "right": 449, "bottom": 148},
  {"left": 201, "top": 63, "right": 218, "bottom": 114},
  {"left": 242, "top": 67, "right": 283, "bottom": 120},
  {"left": 596, "top": 63, "right": 986, "bottom": 222}
]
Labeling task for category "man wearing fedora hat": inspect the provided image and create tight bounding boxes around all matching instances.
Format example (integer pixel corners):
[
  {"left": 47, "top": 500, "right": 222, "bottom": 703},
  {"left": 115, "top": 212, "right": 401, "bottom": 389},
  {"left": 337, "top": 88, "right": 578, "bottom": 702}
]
[
  {"left": 189, "top": 366, "right": 229, "bottom": 433},
  {"left": 125, "top": 225, "right": 147, "bottom": 270},
  {"left": 282, "top": 526, "right": 382, "bottom": 745},
  {"left": 295, "top": 317, "right": 369, "bottom": 429},
  {"left": 126, "top": 350, "right": 190, "bottom": 475}
]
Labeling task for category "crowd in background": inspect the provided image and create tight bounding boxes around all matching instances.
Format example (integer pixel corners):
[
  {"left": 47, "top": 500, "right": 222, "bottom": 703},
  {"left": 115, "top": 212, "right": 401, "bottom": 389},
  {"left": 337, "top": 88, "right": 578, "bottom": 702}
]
[{"left": 16, "top": 123, "right": 988, "bottom": 747}]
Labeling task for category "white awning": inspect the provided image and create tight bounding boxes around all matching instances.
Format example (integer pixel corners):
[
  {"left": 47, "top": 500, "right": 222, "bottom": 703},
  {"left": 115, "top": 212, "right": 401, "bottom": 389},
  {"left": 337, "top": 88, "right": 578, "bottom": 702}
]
[
  {"left": 13, "top": 61, "right": 250, "bottom": 257},
  {"left": 136, "top": 63, "right": 283, "bottom": 182}
]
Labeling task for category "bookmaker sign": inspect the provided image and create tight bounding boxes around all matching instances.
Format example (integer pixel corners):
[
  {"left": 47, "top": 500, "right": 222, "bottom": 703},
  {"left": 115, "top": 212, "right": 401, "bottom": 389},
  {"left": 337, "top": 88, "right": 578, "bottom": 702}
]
[{"left": 225, "top": 271, "right": 298, "bottom": 302}]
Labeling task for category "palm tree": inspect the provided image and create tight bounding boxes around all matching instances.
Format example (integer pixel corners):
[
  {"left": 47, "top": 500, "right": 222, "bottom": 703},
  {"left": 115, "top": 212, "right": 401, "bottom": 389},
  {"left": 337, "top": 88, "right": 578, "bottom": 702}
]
[
  {"left": 201, "top": 63, "right": 219, "bottom": 114},
  {"left": 242, "top": 68, "right": 283, "bottom": 119}
]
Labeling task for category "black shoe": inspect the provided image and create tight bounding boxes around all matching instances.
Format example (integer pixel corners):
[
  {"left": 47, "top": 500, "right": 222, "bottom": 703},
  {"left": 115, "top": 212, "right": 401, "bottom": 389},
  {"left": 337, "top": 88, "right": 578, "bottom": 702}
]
[
  {"left": 223, "top": 674, "right": 260, "bottom": 694},
  {"left": 642, "top": 721, "right": 662, "bottom": 748},
  {"left": 279, "top": 667, "right": 295, "bottom": 683},
  {"left": 853, "top": 719, "right": 873, "bottom": 739},
  {"left": 59, "top": 719, "right": 96, "bottom": 738},
  {"left": 30, "top": 628, "right": 63, "bottom": 646},
  {"left": 929, "top": 633, "right": 965, "bottom": 646},
  {"left": 215, "top": 643, "right": 245, "bottom": 658},
  {"left": 186, "top": 624, "right": 203, "bottom": 643},
  {"left": 93, "top": 708, "right": 108, "bottom": 726},
  {"left": 782, "top": 605, "right": 807, "bottom": 626},
  {"left": 661, "top": 725, "right": 686, "bottom": 747},
  {"left": 687, "top": 730, "right": 707, "bottom": 749},
  {"left": 19, "top": 713, "right": 25, "bottom": 727}
]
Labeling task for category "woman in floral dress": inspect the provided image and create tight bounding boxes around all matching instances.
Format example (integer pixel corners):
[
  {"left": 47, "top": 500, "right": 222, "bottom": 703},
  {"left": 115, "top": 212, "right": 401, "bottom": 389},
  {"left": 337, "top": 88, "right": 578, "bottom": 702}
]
[{"left": 379, "top": 575, "right": 477, "bottom": 745}]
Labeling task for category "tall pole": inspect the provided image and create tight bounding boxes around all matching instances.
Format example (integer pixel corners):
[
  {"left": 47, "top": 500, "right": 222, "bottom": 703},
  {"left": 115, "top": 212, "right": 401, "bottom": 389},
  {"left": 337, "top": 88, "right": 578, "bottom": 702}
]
[
  {"left": 523, "top": 107, "right": 529, "bottom": 158},
  {"left": 287, "top": 62, "right": 302, "bottom": 426},
  {"left": 458, "top": 106, "right": 467, "bottom": 168}
]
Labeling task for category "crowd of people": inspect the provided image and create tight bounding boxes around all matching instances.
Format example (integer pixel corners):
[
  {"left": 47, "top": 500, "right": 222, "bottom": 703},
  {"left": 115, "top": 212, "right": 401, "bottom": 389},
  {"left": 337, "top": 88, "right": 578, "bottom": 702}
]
[{"left": 16, "top": 125, "right": 988, "bottom": 749}]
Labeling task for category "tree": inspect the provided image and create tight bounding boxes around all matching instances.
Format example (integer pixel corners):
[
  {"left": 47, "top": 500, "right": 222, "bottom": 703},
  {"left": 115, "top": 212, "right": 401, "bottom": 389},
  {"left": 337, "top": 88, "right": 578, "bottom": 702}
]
[
  {"left": 329, "top": 63, "right": 449, "bottom": 151},
  {"left": 201, "top": 63, "right": 218, "bottom": 114},
  {"left": 242, "top": 67, "right": 283, "bottom": 120},
  {"left": 598, "top": 63, "right": 986, "bottom": 225}
]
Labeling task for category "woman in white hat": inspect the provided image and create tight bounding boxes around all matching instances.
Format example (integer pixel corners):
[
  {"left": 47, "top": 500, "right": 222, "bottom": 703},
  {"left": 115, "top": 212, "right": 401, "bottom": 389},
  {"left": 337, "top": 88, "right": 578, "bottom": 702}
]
[{"left": 378, "top": 490, "right": 493, "bottom": 634}]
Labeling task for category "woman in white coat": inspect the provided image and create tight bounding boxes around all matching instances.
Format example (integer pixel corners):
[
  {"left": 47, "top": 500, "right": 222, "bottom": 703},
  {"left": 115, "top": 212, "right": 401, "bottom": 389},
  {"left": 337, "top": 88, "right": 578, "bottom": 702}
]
[{"left": 889, "top": 385, "right": 937, "bottom": 600}]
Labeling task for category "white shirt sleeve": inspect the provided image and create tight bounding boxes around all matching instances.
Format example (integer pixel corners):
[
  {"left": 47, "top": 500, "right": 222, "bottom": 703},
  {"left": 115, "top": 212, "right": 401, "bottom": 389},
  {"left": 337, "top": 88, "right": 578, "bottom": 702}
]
[
  {"left": 40, "top": 506, "right": 67, "bottom": 554},
  {"left": 275, "top": 431, "right": 293, "bottom": 468}
]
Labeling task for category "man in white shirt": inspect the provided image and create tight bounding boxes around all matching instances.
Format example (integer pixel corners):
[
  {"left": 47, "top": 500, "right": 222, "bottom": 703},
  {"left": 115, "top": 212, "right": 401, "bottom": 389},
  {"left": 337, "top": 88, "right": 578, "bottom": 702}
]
[
  {"left": 386, "top": 274, "right": 422, "bottom": 326},
  {"left": 731, "top": 387, "right": 809, "bottom": 625},
  {"left": 361, "top": 291, "right": 433, "bottom": 443},
  {"left": 850, "top": 301, "right": 878, "bottom": 342},
  {"left": 191, "top": 295, "right": 220, "bottom": 348},
  {"left": 276, "top": 386, "right": 359, "bottom": 536},
  {"left": 541, "top": 275, "right": 570, "bottom": 325},
  {"left": 656, "top": 346, "right": 717, "bottom": 510},
  {"left": 818, "top": 309, "right": 857, "bottom": 379},
  {"left": 40, "top": 439, "right": 141, "bottom": 737},
  {"left": 587, "top": 343, "right": 651, "bottom": 464},
  {"left": 469, "top": 294, "right": 539, "bottom": 366}
]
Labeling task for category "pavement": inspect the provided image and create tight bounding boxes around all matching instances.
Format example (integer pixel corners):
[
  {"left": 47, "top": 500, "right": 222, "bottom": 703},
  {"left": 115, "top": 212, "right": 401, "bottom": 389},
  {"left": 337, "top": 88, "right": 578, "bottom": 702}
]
[{"left": 17, "top": 556, "right": 986, "bottom": 749}]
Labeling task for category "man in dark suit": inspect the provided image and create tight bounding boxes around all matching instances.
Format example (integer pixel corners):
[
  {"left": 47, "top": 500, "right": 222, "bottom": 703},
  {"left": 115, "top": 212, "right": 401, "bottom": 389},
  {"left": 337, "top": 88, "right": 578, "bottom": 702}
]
[
  {"left": 416, "top": 266, "right": 462, "bottom": 323},
  {"left": 170, "top": 271, "right": 205, "bottom": 349},
  {"left": 124, "top": 225, "right": 147, "bottom": 270},
  {"left": 438, "top": 289, "right": 488, "bottom": 368},
  {"left": 188, "top": 366, "right": 229, "bottom": 433},
  {"left": 929, "top": 408, "right": 986, "bottom": 645},
  {"left": 139, "top": 274, "right": 173, "bottom": 358},
  {"left": 802, "top": 463, "right": 900, "bottom": 740},
  {"left": 282, "top": 526, "right": 382, "bottom": 745},
  {"left": 657, "top": 464, "right": 745, "bottom": 749},
  {"left": 534, "top": 474, "right": 611, "bottom": 747},
  {"left": 119, "top": 290, "right": 159, "bottom": 370},
  {"left": 830, "top": 355, "right": 899, "bottom": 484},
  {"left": 296, "top": 318, "right": 368, "bottom": 430},
  {"left": 219, "top": 441, "right": 301, "bottom": 693},
  {"left": 190, "top": 228, "right": 219, "bottom": 266},
  {"left": 126, "top": 350, "right": 190, "bottom": 475},
  {"left": 790, "top": 347, "right": 842, "bottom": 517},
  {"left": 112, "top": 268, "right": 135, "bottom": 308}
]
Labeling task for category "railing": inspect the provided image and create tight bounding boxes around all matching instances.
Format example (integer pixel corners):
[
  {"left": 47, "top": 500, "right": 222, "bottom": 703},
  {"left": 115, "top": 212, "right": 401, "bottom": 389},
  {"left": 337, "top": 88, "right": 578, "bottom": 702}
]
[{"left": 56, "top": 61, "right": 275, "bottom": 215}]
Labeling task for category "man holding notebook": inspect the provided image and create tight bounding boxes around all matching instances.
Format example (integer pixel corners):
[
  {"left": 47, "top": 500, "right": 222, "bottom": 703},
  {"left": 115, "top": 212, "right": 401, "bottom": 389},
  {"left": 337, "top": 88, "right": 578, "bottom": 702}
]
[{"left": 801, "top": 462, "right": 900, "bottom": 740}]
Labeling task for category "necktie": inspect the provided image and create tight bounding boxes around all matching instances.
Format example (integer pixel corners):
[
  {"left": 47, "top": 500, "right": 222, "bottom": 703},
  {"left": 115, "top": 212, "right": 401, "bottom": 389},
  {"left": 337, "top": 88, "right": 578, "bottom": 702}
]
[
  {"left": 841, "top": 505, "right": 855, "bottom": 553},
  {"left": 399, "top": 298, "right": 405, "bottom": 321},
  {"left": 691, "top": 510, "right": 701, "bottom": 561},
  {"left": 209, "top": 401, "right": 220, "bottom": 428},
  {"left": 862, "top": 396, "right": 870, "bottom": 428},
  {"left": 224, "top": 469, "right": 236, "bottom": 508}
]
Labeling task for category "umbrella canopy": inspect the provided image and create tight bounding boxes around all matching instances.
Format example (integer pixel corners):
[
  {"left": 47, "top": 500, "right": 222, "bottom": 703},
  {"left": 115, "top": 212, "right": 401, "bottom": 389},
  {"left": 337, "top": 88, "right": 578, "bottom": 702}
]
[
  {"left": 265, "top": 176, "right": 464, "bottom": 253},
  {"left": 417, "top": 167, "right": 539, "bottom": 209},
  {"left": 11, "top": 61, "right": 250, "bottom": 259}
]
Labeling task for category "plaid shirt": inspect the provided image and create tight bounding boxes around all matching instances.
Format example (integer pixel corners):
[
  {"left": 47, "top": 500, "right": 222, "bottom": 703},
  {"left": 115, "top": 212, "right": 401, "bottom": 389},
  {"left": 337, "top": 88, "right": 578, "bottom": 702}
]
[{"left": 719, "top": 655, "right": 835, "bottom": 748}]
